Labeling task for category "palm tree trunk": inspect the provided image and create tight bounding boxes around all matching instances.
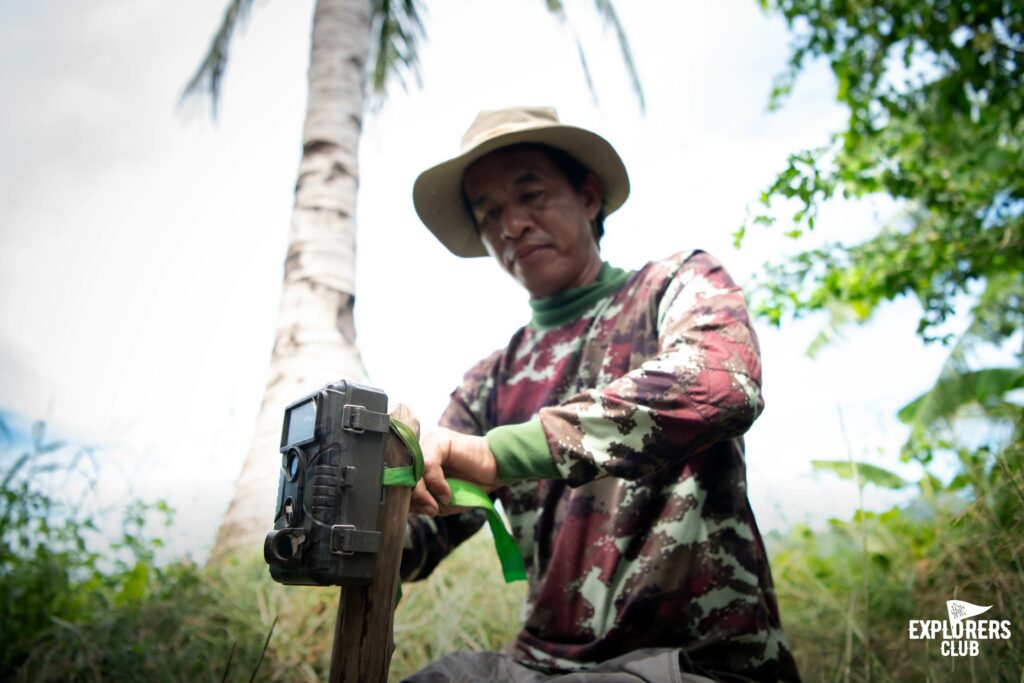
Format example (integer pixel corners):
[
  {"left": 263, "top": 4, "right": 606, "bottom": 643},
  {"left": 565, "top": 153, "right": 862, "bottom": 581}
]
[{"left": 211, "top": 0, "right": 372, "bottom": 561}]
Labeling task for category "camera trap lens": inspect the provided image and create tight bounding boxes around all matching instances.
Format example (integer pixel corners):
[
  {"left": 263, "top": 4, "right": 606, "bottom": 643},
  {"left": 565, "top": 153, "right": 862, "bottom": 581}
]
[
  {"left": 284, "top": 449, "right": 300, "bottom": 481},
  {"left": 274, "top": 532, "right": 296, "bottom": 561}
]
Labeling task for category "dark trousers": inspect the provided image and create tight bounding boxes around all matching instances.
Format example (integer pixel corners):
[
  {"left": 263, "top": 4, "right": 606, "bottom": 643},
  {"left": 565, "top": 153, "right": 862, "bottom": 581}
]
[{"left": 402, "top": 648, "right": 719, "bottom": 683}]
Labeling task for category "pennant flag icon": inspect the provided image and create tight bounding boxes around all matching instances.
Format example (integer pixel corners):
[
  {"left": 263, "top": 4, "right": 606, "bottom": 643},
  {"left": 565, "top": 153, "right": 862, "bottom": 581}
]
[{"left": 946, "top": 600, "right": 992, "bottom": 624}]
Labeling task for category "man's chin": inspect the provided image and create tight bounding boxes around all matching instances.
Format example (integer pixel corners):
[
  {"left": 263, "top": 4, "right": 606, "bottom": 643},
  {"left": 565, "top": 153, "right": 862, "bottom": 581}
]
[{"left": 517, "top": 269, "right": 565, "bottom": 300}]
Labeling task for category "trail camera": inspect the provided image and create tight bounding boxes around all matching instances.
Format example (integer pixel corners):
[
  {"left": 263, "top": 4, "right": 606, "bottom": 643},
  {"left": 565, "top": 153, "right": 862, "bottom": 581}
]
[{"left": 264, "top": 380, "right": 389, "bottom": 586}]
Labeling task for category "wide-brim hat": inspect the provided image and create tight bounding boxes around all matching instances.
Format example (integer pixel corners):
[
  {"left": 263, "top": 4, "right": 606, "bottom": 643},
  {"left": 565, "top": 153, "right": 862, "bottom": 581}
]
[{"left": 413, "top": 106, "right": 630, "bottom": 258}]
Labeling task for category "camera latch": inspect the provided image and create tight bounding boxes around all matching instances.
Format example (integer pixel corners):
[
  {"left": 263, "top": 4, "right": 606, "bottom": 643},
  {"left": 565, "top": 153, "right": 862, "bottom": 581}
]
[
  {"left": 341, "top": 404, "right": 389, "bottom": 434},
  {"left": 330, "top": 524, "right": 382, "bottom": 556}
]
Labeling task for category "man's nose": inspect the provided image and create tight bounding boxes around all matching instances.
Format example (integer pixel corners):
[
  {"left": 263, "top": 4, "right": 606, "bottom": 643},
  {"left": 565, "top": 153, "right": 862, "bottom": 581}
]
[{"left": 501, "top": 205, "right": 531, "bottom": 240}]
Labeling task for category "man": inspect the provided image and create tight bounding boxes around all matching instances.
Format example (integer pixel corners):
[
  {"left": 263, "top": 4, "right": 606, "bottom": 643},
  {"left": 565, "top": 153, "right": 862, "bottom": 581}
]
[{"left": 400, "top": 107, "right": 800, "bottom": 682}]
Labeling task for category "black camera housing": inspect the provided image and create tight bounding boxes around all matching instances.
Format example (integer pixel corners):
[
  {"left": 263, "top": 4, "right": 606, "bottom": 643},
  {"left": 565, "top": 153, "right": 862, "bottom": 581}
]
[{"left": 264, "top": 380, "right": 389, "bottom": 586}]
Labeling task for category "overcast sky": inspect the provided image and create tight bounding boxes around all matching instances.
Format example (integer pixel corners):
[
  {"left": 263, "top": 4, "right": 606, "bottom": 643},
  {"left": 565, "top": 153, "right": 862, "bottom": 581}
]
[{"left": 0, "top": 0, "right": 955, "bottom": 561}]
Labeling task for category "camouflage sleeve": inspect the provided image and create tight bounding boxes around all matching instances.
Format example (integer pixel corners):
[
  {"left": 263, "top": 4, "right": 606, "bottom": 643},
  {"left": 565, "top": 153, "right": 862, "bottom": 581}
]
[
  {"left": 399, "top": 352, "right": 500, "bottom": 581},
  {"left": 540, "top": 251, "right": 764, "bottom": 486}
]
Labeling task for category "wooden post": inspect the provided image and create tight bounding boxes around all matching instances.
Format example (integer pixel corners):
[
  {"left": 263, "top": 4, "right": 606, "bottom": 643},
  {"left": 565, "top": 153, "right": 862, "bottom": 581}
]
[{"left": 328, "top": 404, "right": 418, "bottom": 683}]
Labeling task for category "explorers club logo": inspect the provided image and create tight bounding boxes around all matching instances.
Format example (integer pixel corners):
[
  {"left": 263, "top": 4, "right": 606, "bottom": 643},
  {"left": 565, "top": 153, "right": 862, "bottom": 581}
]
[{"left": 907, "top": 599, "right": 1013, "bottom": 657}]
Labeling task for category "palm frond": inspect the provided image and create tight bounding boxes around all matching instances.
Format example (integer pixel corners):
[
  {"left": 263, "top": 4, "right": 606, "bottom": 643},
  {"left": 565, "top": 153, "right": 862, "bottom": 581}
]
[
  {"left": 0, "top": 412, "right": 11, "bottom": 445},
  {"left": 897, "top": 271, "right": 1024, "bottom": 459},
  {"left": 546, "top": 0, "right": 567, "bottom": 20},
  {"left": 898, "top": 367, "right": 1024, "bottom": 428},
  {"left": 541, "top": 0, "right": 645, "bottom": 112},
  {"left": 575, "top": 38, "right": 598, "bottom": 106},
  {"left": 368, "top": 0, "right": 427, "bottom": 97},
  {"left": 589, "top": 0, "right": 645, "bottom": 111},
  {"left": 805, "top": 301, "right": 858, "bottom": 359},
  {"left": 179, "top": 0, "right": 259, "bottom": 118}
]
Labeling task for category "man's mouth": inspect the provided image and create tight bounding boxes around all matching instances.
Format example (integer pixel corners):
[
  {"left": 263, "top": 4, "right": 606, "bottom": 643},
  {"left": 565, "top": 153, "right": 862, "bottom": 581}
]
[{"left": 509, "top": 244, "right": 549, "bottom": 268}]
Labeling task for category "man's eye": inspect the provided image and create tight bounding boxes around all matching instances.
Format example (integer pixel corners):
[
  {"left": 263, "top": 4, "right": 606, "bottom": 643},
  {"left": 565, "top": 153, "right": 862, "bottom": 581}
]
[
  {"left": 479, "top": 207, "right": 500, "bottom": 225},
  {"left": 522, "top": 191, "right": 543, "bottom": 203}
]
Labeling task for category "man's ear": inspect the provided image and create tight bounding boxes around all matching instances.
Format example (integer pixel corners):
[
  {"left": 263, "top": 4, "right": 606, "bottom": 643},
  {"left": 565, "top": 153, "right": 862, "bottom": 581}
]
[{"left": 581, "top": 171, "right": 603, "bottom": 222}]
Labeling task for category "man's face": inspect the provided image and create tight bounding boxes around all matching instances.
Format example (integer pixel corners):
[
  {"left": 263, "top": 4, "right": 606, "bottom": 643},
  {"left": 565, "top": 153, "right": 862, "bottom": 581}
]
[{"left": 462, "top": 147, "right": 603, "bottom": 299}]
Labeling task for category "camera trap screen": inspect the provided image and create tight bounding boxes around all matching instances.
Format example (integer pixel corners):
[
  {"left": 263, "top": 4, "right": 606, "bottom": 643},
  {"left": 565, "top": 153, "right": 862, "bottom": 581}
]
[{"left": 285, "top": 399, "right": 316, "bottom": 447}]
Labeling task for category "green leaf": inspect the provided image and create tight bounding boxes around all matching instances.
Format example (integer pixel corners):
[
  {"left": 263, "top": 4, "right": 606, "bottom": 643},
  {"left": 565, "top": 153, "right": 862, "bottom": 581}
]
[
  {"left": 732, "top": 224, "right": 746, "bottom": 249},
  {"left": 811, "top": 460, "right": 910, "bottom": 489},
  {"left": 897, "top": 367, "right": 1024, "bottom": 426},
  {"left": 116, "top": 562, "right": 151, "bottom": 606}
]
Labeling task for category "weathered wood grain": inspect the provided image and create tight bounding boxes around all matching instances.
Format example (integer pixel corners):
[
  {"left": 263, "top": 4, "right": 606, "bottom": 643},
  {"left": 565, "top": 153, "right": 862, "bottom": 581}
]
[{"left": 329, "top": 404, "right": 418, "bottom": 683}]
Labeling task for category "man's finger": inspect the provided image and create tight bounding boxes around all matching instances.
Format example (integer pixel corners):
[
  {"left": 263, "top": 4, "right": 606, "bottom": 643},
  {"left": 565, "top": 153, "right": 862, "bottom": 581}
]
[
  {"left": 410, "top": 479, "right": 438, "bottom": 516},
  {"left": 423, "top": 460, "right": 452, "bottom": 506},
  {"left": 434, "top": 503, "right": 476, "bottom": 517}
]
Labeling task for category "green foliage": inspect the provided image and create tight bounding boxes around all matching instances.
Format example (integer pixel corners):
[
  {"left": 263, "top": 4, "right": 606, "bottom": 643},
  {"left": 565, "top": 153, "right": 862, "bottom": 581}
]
[
  {"left": 178, "top": 0, "right": 258, "bottom": 117},
  {"left": 898, "top": 363, "right": 1024, "bottom": 467},
  {"left": 546, "top": 0, "right": 646, "bottom": 111},
  {"left": 897, "top": 367, "right": 1024, "bottom": 426},
  {"left": 792, "top": 306, "right": 1023, "bottom": 681},
  {"left": 895, "top": 297, "right": 1023, "bottom": 469},
  {"left": 810, "top": 459, "right": 910, "bottom": 489},
  {"left": 5, "top": 417, "right": 1022, "bottom": 680},
  {"left": 744, "top": 0, "right": 1023, "bottom": 342},
  {"left": 0, "top": 422, "right": 522, "bottom": 681},
  {"left": 774, "top": 439, "right": 1023, "bottom": 682},
  {"left": 741, "top": 7, "right": 1024, "bottom": 679},
  {"left": 369, "top": 0, "right": 428, "bottom": 93},
  {"left": 0, "top": 422, "right": 268, "bottom": 681}
]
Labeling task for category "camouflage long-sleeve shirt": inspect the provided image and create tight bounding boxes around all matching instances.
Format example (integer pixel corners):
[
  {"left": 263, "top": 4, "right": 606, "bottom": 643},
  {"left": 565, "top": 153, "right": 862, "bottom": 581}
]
[{"left": 401, "top": 250, "right": 800, "bottom": 682}]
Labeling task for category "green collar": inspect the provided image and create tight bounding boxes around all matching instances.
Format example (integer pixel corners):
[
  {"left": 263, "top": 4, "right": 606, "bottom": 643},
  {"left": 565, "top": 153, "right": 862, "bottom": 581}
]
[{"left": 529, "top": 262, "right": 630, "bottom": 330}]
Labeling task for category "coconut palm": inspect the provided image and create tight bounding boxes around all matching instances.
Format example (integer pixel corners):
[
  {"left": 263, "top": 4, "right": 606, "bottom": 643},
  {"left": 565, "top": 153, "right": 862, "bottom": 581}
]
[{"left": 183, "top": 0, "right": 643, "bottom": 561}]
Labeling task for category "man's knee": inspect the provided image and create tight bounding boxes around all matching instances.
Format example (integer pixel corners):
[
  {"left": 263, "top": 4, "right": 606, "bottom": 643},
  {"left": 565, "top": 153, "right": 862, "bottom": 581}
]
[{"left": 401, "top": 650, "right": 546, "bottom": 683}]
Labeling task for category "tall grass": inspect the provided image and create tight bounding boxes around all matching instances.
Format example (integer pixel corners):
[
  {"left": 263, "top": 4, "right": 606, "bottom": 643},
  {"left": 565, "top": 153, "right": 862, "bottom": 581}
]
[
  {"left": 389, "top": 534, "right": 527, "bottom": 680},
  {"left": 771, "top": 452, "right": 1023, "bottom": 682}
]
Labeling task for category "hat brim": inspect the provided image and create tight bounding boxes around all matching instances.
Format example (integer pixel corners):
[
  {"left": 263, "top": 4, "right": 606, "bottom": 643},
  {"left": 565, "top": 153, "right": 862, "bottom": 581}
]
[{"left": 413, "top": 125, "right": 630, "bottom": 258}]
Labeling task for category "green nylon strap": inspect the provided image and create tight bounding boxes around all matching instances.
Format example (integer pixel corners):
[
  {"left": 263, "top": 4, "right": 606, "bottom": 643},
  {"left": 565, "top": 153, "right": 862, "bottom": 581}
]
[
  {"left": 445, "top": 479, "right": 527, "bottom": 583},
  {"left": 383, "top": 418, "right": 423, "bottom": 485},
  {"left": 383, "top": 418, "right": 526, "bottom": 584}
]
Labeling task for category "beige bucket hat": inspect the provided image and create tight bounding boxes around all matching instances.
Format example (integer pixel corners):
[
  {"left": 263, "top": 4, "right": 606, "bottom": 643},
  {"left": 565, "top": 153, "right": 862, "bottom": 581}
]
[{"left": 412, "top": 106, "right": 630, "bottom": 257}]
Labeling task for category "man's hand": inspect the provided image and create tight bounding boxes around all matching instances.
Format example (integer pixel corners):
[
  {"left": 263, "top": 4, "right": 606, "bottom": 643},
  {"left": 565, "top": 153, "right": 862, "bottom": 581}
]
[{"left": 410, "top": 427, "right": 499, "bottom": 516}]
